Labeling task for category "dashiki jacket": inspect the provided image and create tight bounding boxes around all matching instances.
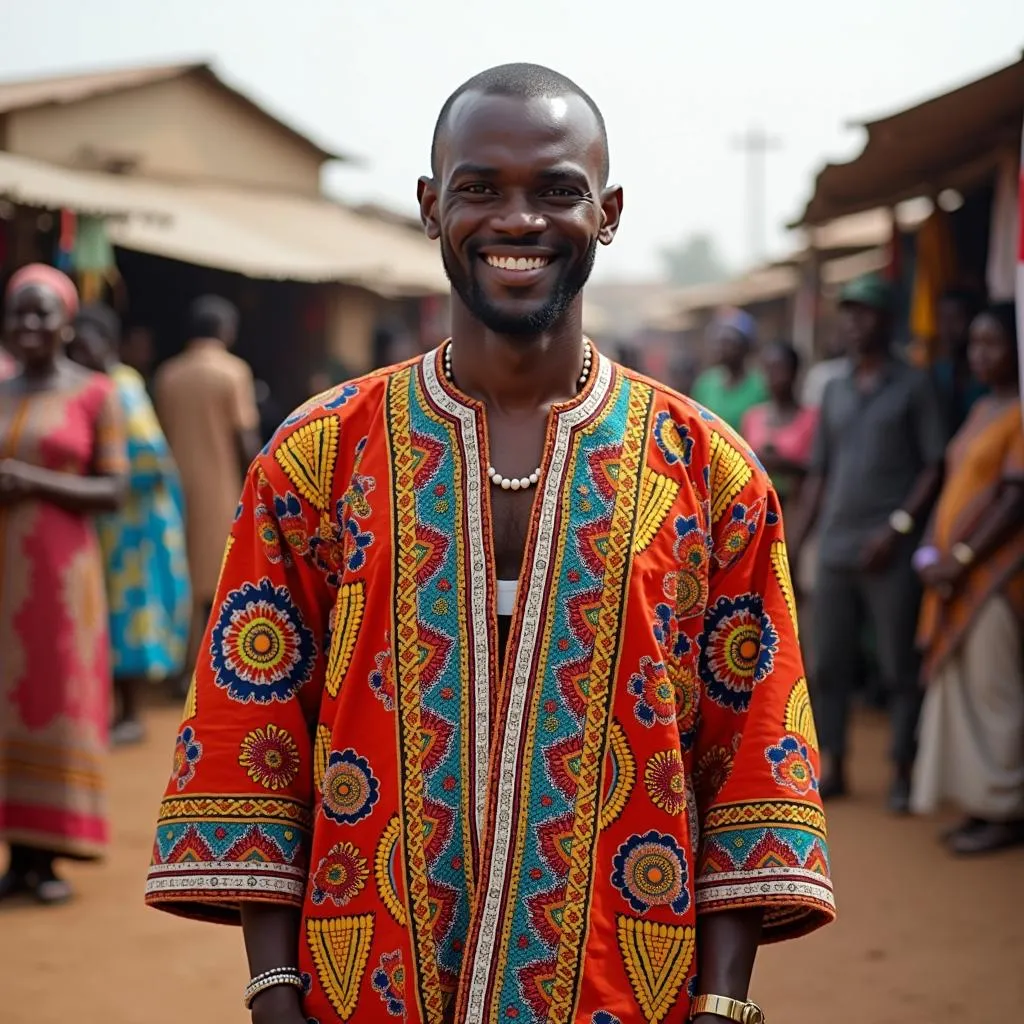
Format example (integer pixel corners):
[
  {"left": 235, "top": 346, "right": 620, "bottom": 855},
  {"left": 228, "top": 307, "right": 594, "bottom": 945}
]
[{"left": 146, "top": 346, "right": 835, "bottom": 1024}]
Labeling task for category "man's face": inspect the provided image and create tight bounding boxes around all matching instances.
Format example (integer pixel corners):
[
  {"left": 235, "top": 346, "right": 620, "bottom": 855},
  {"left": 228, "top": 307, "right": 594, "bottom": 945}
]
[
  {"left": 419, "top": 92, "right": 621, "bottom": 339},
  {"left": 838, "top": 302, "right": 884, "bottom": 355},
  {"left": 715, "top": 327, "right": 748, "bottom": 373}
]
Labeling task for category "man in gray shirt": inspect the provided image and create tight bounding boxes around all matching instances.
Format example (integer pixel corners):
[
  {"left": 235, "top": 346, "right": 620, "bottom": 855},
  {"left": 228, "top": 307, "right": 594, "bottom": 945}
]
[{"left": 790, "top": 274, "right": 947, "bottom": 813}]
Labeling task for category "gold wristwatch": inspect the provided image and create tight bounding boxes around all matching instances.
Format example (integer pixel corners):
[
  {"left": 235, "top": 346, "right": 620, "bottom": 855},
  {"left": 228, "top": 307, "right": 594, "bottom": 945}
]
[{"left": 691, "top": 993, "right": 766, "bottom": 1023}]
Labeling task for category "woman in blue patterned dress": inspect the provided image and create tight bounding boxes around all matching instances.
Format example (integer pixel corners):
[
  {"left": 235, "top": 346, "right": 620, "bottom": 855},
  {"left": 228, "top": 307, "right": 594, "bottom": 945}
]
[{"left": 70, "top": 304, "right": 191, "bottom": 744}]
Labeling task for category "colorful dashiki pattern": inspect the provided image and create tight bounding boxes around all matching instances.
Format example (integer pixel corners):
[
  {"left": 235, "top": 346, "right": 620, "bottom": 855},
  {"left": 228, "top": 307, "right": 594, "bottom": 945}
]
[{"left": 146, "top": 346, "right": 835, "bottom": 1023}]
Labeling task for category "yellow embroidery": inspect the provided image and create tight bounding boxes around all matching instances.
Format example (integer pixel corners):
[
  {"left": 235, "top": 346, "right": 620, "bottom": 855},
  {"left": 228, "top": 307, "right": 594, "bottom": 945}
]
[
  {"left": 374, "top": 814, "right": 407, "bottom": 926},
  {"left": 387, "top": 369, "right": 444, "bottom": 1020},
  {"left": 549, "top": 379, "right": 651, "bottom": 1016},
  {"left": 644, "top": 748, "right": 687, "bottom": 817},
  {"left": 709, "top": 432, "right": 752, "bottom": 522},
  {"left": 703, "top": 799, "right": 827, "bottom": 836},
  {"left": 274, "top": 416, "right": 341, "bottom": 513},
  {"left": 156, "top": 794, "right": 311, "bottom": 827},
  {"left": 182, "top": 674, "right": 197, "bottom": 721},
  {"left": 784, "top": 677, "right": 819, "bottom": 751},
  {"left": 313, "top": 724, "right": 332, "bottom": 792},
  {"left": 238, "top": 724, "right": 301, "bottom": 791},
  {"left": 771, "top": 539, "right": 799, "bottom": 639},
  {"left": 599, "top": 721, "right": 637, "bottom": 830},
  {"left": 325, "top": 582, "right": 365, "bottom": 698},
  {"left": 216, "top": 535, "right": 235, "bottom": 593},
  {"left": 634, "top": 469, "right": 680, "bottom": 552},
  {"left": 306, "top": 914, "right": 375, "bottom": 1021},
  {"left": 617, "top": 916, "right": 696, "bottom": 1024}
]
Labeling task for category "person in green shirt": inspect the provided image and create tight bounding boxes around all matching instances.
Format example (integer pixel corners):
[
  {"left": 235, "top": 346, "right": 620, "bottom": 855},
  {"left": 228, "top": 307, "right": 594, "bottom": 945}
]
[{"left": 691, "top": 308, "right": 768, "bottom": 431}]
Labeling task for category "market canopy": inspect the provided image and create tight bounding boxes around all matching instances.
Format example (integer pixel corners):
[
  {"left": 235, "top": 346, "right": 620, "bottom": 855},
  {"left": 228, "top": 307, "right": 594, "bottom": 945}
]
[
  {"left": 105, "top": 183, "right": 446, "bottom": 296},
  {"left": 0, "top": 151, "right": 445, "bottom": 296},
  {"left": 795, "top": 53, "right": 1024, "bottom": 226},
  {"left": 0, "top": 150, "right": 170, "bottom": 221}
]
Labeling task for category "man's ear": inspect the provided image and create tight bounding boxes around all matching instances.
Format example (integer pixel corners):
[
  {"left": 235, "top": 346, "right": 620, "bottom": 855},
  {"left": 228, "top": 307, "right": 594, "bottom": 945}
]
[
  {"left": 418, "top": 176, "right": 441, "bottom": 241},
  {"left": 597, "top": 184, "right": 623, "bottom": 246}
]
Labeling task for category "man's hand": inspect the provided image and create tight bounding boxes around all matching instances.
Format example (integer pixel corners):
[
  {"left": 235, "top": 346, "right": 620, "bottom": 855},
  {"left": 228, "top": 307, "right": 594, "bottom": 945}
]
[
  {"left": 0, "top": 459, "right": 38, "bottom": 505},
  {"left": 249, "top": 984, "right": 306, "bottom": 1024},
  {"left": 860, "top": 524, "right": 897, "bottom": 573}
]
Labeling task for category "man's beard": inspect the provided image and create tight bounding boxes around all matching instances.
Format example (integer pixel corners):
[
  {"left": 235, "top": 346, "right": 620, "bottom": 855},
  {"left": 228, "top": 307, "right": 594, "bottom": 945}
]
[{"left": 440, "top": 237, "right": 598, "bottom": 338}]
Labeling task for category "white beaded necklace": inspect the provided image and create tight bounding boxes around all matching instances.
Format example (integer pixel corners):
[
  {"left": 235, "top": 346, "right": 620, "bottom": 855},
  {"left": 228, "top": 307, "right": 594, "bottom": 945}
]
[{"left": 442, "top": 340, "right": 593, "bottom": 491}]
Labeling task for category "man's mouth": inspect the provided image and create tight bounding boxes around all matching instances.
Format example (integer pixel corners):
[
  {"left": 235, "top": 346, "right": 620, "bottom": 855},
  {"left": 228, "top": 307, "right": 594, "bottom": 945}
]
[{"left": 482, "top": 254, "right": 552, "bottom": 272}]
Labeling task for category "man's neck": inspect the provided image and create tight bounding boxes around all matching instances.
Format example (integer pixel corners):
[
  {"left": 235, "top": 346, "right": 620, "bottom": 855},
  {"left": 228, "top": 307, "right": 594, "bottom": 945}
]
[
  {"left": 853, "top": 346, "right": 888, "bottom": 375},
  {"left": 723, "top": 364, "right": 746, "bottom": 387},
  {"left": 448, "top": 298, "right": 586, "bottom": 412},
  {"left": 189, "top": 336, "right": 226, "bottom": 351}
]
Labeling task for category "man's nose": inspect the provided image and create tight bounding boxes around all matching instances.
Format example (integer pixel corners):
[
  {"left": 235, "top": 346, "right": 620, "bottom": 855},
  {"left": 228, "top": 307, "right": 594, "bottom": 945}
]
[{"left": 490, "top": 194, "right": 547, "bottom": 236}]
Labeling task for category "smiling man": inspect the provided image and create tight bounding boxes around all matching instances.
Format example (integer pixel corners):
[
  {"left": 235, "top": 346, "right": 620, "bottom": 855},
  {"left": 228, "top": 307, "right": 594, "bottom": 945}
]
[{"left": 145, "top": 65, "right": 834, "bottom": 1024}]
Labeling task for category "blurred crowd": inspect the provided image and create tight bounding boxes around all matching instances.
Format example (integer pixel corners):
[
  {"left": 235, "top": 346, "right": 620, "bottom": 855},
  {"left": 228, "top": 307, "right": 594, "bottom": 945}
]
[
  {"left": 692, "top": 277, "right": 1023, "bottom": 857},
  {"left": 0, "top": 263, "right": 1021, "bottom": 906}
]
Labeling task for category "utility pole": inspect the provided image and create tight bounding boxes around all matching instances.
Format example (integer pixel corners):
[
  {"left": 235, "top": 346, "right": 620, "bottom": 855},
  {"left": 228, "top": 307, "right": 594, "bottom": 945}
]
[{"left": 731, "top": 125, "right": 782, "bottom": 266}]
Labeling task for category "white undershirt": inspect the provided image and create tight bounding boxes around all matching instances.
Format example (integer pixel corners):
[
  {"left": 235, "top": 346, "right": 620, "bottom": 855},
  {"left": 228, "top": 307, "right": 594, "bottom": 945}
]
[{"left": 496, "top": 579, "right": 518, "bottom": 617}]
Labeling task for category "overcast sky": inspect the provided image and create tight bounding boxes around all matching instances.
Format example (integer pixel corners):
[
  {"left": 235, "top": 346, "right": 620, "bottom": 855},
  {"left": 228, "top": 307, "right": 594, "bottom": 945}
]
[{"left": 2, "top": 1, "right": 1021, "bottom": 281}]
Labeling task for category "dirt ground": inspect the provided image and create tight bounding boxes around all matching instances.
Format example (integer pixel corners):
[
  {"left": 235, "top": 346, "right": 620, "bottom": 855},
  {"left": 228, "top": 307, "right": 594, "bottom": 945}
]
[{"left": 2, "top": 702, "right": 1022, "bottom": 1024}]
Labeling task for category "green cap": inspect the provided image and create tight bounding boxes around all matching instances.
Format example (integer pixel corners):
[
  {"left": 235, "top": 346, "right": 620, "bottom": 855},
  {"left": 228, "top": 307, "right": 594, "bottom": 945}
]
[{"left": 838, "top": 273, "right": 893, "bottom": 312}]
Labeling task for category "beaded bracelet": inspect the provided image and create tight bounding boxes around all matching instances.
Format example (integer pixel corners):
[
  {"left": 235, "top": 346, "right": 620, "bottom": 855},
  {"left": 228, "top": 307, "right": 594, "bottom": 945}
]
[{"left": 243, "top": 967, "right": 305, "bottom": 1009}]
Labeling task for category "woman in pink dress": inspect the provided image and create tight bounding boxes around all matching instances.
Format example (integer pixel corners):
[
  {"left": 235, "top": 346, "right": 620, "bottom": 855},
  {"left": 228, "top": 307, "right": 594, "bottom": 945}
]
[
  {"left": 0, "top": 265, "right": 126, "bottom": 904},
  {"left": 0, "top": 341, "right": 16, "bottom": 381},
  {"left": 741, "top": 340, "right": 819, "bottom": 508}
]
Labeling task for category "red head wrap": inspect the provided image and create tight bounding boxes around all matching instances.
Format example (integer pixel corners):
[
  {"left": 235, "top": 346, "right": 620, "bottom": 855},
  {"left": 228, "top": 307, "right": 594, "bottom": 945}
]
[{"left": 5, "top": 263, "right": 79, "bottom": 318}]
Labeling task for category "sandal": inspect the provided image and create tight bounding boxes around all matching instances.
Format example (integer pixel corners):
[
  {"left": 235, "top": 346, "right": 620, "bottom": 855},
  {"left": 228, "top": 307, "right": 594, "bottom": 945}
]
[
  {"left": 940, "top": 816, "right": 986, "bottom": 843},
  {"left": 33, "top": 877, "right": 73, "bottom": 905},
  {"left": 947, "top": 820, "right": 1024, "bottom": 856}
]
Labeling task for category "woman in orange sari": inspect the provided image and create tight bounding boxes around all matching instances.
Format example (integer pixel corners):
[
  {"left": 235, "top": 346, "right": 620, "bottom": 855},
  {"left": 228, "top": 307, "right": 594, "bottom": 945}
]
[{"left": 911, "top": 303, "right": 1024, "bottom": 855}]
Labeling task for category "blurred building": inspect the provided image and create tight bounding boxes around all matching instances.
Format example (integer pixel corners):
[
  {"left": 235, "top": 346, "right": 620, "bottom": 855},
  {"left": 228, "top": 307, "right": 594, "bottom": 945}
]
[{"left": 0, "top": 61, "right": 448, "bottom": 405}]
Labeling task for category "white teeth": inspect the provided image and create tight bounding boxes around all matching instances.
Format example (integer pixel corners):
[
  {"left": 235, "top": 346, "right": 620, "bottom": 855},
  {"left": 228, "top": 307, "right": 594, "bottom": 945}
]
[{"left": 485, "top": 255, "right": 549, "bottom": 271}]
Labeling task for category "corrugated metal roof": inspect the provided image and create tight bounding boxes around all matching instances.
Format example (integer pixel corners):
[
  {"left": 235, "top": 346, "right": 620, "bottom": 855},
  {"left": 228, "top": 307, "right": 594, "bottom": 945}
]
[{"left": 0, "top": 151, "right": 444, "bottom": 296}]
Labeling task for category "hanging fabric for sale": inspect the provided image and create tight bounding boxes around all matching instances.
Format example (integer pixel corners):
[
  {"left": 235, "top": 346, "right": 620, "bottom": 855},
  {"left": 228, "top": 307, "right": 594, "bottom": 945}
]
[
  {"left": 73, "top": 216, "right": 118, "bottom": 304},
  {"left": 55, "top": 208, "right": 76, "bottom": 273}
]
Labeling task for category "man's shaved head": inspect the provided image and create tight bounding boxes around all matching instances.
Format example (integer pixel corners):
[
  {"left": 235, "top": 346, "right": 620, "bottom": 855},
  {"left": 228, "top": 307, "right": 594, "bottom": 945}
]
[{"left": 431, "top": 62, "right": 609, "bottom": 182}]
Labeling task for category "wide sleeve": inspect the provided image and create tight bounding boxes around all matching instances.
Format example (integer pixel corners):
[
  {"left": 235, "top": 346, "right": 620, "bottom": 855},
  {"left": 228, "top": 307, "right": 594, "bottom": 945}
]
[
  {"left": 145, "top": 451, "right": 333, "bottom": 924},
  {"left": 693, "top": 470, "right": 835, "bottom": 941}
]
